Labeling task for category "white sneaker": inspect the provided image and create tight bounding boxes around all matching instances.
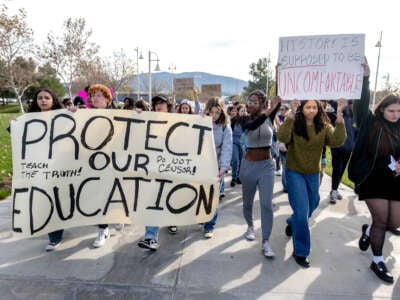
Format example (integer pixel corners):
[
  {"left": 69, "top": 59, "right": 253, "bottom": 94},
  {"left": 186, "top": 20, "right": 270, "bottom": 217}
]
[
  {"left": 330, "top": 190, "right": 343, "bottom": 204},
  {"left": 275, "top": 169, "right": 282, "bottom": 176},
  {"left": 115, "top": 223, "right": 125, "bottom": 231},
  {"left": 262, "top": 240, "right": 275, "bottom": 258},
  {"left": 93, "top": 227, "right": 110, "bottom": 248},
  {"left": 45, "top": 241, "right": 61, "bottom": 252},
  {"left": 244, "top": 226, "right": 255, "bottom": 241},
  {"left": 204, "top": 230, "right": 214, "bottom": 238}
]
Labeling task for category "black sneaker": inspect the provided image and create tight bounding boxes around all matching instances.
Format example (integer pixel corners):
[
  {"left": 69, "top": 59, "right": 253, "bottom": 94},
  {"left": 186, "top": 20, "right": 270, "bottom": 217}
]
[
  {"left": 285, "top": 224, "right": 292, "bottom": 237},
  {"left": 236, "top": 178, "right": 241, "bottom": 184},
  {"left": 390, "top": 227, "right": 400, "bottom": 236},
  {"left": 293, "top": 253, "right": 310, "bottom": 268},
  {"left": 230, "top": 179, "right": 236, "bottom": 187},
  {"left": 359, "top": 224, "right": 370, "bottom": 251},
  {"left": 168, "top": 226, "right": 178, "bottom": 234},
  {"left": 370, "top": 261, "right": 394, "bottom": 284},
  {"left": 138, "top": 238, "right": 159, "bottom": 251}
]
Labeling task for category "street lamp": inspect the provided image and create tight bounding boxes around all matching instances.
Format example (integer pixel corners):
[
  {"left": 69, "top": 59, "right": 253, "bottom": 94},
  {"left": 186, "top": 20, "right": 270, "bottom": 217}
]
[
  {"left": 148, "top": 50, "right": 160, "bottom": 103},
  {"left": 266, "top": 52, "right": 270, "bottom": 96},
  {"left": 168, "top": 63, "right": 177, "bottom": 94},
  {"left": 372, "top": 31, "right": 383, "bottom": 107},
  {"left": 134, "top": 47, "right": 144, "bottom": 101}
]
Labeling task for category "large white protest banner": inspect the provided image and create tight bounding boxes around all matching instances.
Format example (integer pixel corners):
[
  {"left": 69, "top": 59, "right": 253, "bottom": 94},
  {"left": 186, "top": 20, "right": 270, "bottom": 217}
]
[
  {"left": 277, "top": 34, "right": 365, "bottom": 100},
  {"left": 10, "top": 109, "right": 219, "bottom": 238}
]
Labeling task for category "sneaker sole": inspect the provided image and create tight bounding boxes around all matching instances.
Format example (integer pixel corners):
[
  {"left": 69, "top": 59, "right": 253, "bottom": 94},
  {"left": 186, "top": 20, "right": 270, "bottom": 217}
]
[
  {"left": 45, "top": 243, "right": 61, "bottom": 252},
  {"left": 263, "top": 252, "right": 275, "bottom": 259},
  {"left": 138, "top": 242, "right": 158, "bottom": 251}
]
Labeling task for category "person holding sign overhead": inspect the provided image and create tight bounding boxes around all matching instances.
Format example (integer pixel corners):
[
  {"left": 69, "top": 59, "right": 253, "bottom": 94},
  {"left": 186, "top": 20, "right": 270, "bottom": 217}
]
[
  {"left": 239, "top": 91, "right": 280, "bottom": 258},
  {"left": 277, "top": 98, "right": 346, "bottom": 267},
  {"left": 348, "top": 59, "right": 400, "bottom": 284}
]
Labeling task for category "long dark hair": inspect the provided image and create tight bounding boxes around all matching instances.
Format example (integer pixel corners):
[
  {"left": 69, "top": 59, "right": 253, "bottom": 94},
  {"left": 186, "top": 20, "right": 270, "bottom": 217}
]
[
  {"left": 294, "top": 100, "right": 329, "bottom": 140},
  {"left": 28, "top": 88, "right": 62, "bottom": 112},
  {"left": 205, "top": 97, "right": 228, "bottom": 125},
  {"left": 370, "top": 94, "right": 400, "bottom": 156}
]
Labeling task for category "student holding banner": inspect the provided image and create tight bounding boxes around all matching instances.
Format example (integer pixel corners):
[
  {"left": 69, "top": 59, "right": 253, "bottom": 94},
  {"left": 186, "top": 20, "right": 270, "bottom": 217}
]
[
  {"left": 202, "top": 97, "right": 232, "bottom": 238},
  {"left": 84, "top": 84, "right": 116, "bottom": 248},
  {"left": 239, "top": 91, "right": 280, "bottom": 258},
  {"left": 24, "top": 88, "right": 64, "bottom": 251},
  {"left": 348, "top": 59, "right": 400, "bottom": 284},
  {"left": 138, "top": 94, "right": 177, "bottom": 249},
  {"left": 277, "top": 98, "right": 346, "bottom": 267}
]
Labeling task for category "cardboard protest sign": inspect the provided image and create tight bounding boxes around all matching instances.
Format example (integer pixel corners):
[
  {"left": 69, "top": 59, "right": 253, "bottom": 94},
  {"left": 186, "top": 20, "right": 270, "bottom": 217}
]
[
  {"left": 174, "top": 78, "right": 194, "bottom": 99},
  {"left": 10, "top": 109, "right": 219, "bottom": 238},
  {"left": 174, "top": 78, "right": 194, "bottom": 92},
  {"left": 277, "top": 34, "right": 365, "bottom": 100},
  {"left": 201, "top": 84, "right": 221, "bottom": 102}
]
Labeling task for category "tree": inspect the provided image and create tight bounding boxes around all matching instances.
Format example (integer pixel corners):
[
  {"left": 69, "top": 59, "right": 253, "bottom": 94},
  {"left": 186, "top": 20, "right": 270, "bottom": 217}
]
[
  {"left": 0, "top": 5, "right": 34, "bottom": 112},
  {"left": 8, "top": 56, "right": 36, "bottom": 101},
  {"left": 105, "top": 49, "right": 136, "bottom": 95},
  {"left": 79, "top": 49, "right": 136, "bottom": 99},
  {"left": 372, "top": 73, "right": 400, "bottom": 103},
  {"left": 38, "top": 17, "right": 99, "bottom": 97},
  {"left": 25, "top": 64, "right": 65, "bottom": 100},
  {"left": 243, "top": 57, "right": 275, "bottom": 97}
]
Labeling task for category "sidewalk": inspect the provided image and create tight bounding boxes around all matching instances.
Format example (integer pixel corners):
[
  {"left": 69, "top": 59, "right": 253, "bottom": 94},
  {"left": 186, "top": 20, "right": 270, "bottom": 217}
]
[{"left": 0, "top": 174, "right": 399, "bottom": 299}]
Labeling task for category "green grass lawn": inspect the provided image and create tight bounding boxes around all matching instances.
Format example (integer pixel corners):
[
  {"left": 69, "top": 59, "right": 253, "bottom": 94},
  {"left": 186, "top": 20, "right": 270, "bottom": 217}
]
[{"left": 0, "top": 104, "right": 23, "bottom": 199}]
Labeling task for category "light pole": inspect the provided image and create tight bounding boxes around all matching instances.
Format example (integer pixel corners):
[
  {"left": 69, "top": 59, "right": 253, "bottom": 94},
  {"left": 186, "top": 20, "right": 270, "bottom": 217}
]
[
  {"left": 168, "top": 63, "right": 177, "bottom": 94},
  {"left": 134, "top": 47, "right": 144, "bottom": 101},
  {"left": 266, "top": 52, "right": 270, "bottom": 97},
  {"left": 372, "top": 31, "right": 383, "bottom": 107},
  {"left": 148, "top": 50, "right": 160, "bottom": 103}
]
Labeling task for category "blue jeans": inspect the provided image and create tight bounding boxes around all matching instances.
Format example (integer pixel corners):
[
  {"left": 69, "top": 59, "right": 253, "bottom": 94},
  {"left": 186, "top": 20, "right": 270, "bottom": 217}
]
[
  {"left": 144, "top": 226, "right": 159, "bottom": 240},
  {"left": 231, "top": 143, "right": 243, "bottom": 180},
  {"left": 203, "top": 209, "right": 218, "bottom": 231},
  {"left": 286, "top": 169, "right": 320, "bottom": 257},
  {"left": 48, "top": 230, "right": 63, "bottom": 244},
  {"left": 220, "top": 175, "right": 225, "bottom": 194},
  {"left": 203, "top": 180, "right": 223, "bottom": 231},
  {"left": 279, "top": 151, "right": 287, "bottom": 190}
]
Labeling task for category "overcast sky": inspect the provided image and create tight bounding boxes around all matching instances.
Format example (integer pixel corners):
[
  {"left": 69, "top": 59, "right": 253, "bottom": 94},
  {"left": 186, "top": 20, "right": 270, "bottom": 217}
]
[{"left": 6, "top": 0, "right": 400, "bottom": 89}]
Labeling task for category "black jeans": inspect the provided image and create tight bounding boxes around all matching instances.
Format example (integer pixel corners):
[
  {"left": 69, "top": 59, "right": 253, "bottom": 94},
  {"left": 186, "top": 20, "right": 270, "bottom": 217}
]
[{"left": 331, "top": 148, "right": 352, "bottom": 190}]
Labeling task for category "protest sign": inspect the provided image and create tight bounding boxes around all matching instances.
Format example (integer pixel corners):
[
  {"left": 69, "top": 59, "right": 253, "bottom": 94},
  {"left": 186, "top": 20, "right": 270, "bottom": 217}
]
[
  {"left": 174, "top": 78, "right": 194, "bottom": 99},
  {"left": 201, "top": 84, "right": 222, "bottom": 102},
  {"left": 277, "top": 34, "right": 365, "bottom": 100},
  {"left": 10, "top": 109, "right": 219, "bottom": 238}
]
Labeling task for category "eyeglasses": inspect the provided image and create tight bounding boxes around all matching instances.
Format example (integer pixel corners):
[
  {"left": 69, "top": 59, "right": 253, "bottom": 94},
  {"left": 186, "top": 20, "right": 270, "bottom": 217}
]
[{"left": 247, "top": 101, "right": 260, "bottom": 106}]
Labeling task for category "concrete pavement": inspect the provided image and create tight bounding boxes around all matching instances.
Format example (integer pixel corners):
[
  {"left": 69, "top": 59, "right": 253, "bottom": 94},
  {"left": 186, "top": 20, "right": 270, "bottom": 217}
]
[{"left": 0, "top": 173, "right": 399, "bottom": 299}]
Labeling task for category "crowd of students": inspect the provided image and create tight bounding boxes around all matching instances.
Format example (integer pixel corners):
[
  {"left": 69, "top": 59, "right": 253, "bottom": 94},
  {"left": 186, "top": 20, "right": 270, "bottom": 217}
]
[{"left": 12, "top": 57, "right": 400, "bottom": 284}]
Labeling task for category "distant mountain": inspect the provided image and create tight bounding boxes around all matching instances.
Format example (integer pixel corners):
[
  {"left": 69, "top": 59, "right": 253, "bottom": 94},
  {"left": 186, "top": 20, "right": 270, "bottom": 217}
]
[{"left": 127, "top": 71, "right": 248, "bottom": 96}]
